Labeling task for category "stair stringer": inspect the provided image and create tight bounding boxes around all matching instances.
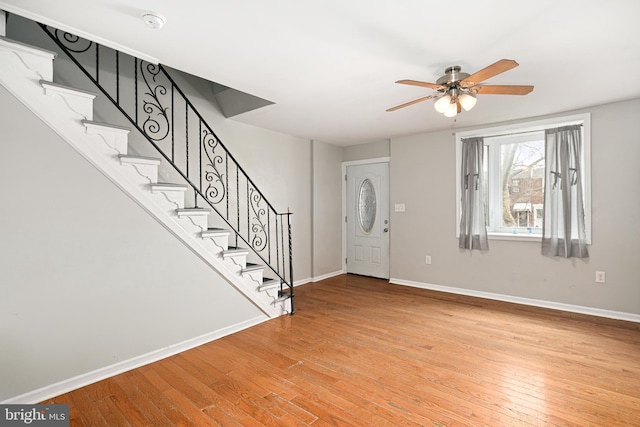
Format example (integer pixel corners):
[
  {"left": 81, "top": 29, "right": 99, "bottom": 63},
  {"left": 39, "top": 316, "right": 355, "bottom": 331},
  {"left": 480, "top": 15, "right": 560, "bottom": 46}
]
[{"left": 0, "top": 37, "right": 290, "bottom": 318}]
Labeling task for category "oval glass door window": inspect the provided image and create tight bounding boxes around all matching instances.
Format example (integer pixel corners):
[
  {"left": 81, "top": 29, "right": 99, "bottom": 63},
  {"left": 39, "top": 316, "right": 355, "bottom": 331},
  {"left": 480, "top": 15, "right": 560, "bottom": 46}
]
[{"left": 358, "top": 178, "right": 376, "bottom": 233}]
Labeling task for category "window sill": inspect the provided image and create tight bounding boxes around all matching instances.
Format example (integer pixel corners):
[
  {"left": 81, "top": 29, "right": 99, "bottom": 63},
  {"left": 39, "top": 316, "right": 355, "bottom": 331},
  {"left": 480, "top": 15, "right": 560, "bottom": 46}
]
[{"left": 488, "top": 232, "right": 542, "bottom": 242}]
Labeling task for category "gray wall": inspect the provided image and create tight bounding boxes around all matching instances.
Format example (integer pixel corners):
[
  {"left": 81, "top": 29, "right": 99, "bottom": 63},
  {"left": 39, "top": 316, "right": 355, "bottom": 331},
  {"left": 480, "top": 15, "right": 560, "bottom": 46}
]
[
  {"left": 312, "top": 140, "right": 343, "bottom": 277},
  {"left": 390, "top": 98, "right": 640, "bottom": 315},
  {"left": 0, "top": 85, "right": 264, "bottom": 401},
  {"left": 343, "top": 139, "right": 390, "bottom": 162}
]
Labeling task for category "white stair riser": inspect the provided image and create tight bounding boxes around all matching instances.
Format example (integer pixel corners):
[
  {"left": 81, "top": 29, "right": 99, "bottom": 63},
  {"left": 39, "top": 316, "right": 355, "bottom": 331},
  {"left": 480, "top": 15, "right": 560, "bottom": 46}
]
[
  {"left": 117, "top": 161, "right": 159, "bottom": 187},
  {"left": 150, "top": 187, "right": 186, "bottom": 208},
  {"left": 0, "top": 39, "right": 55, "bottom": 82},
  {"left": 262, "top": 285, "right": 291, "bottom": 314},
  {"left": 202, "top": 233, "right": 229, "bottom": 249},
  {"left": 242, "top": 269, "right": 264, "bottom": 288},
  {"left": 176, "top": 212, "right": 209, "bottom": 230},
  {"left": 259, "top": 282, "right": 281, "bottom": 292},
  {"left": 84, "top": 125, "right": 128, "bottom": 155},
  {"left": 42, "top": 83, "right": 94, "bottom": 121},
  {"left": 221, "top": 252, "right": 248, "bottom": 272}
]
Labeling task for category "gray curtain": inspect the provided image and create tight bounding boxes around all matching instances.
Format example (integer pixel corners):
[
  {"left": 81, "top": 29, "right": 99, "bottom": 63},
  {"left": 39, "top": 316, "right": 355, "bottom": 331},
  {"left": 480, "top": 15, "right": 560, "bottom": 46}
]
[
  {"left": 541, "top": 125, "right": 589, "bottom": 258},
  {"left": 459, "top": 137, "right": 489, "bottom": 250}
]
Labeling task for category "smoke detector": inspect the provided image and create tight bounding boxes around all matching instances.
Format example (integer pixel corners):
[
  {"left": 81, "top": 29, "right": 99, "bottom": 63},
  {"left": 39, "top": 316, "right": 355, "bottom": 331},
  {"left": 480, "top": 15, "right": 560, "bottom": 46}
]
[{"left": 142, "top": 12, "right": 166, "bottom": 30}]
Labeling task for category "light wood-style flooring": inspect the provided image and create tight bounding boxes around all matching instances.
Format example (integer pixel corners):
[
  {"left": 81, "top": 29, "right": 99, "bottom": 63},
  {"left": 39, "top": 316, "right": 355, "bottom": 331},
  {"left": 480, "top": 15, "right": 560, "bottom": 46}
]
[{"left": 43, "top": 274, "right": 640, "bottom": 426}]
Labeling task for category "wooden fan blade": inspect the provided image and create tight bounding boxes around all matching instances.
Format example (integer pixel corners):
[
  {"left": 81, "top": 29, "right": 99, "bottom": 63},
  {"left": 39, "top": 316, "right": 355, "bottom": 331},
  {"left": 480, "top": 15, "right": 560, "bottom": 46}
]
[
  {"left": 474, "top": 85, "right": 534, "bottom": 95},
  {"left": 461, "top": 59, "right": 519, "bottom": 86},
  {"left": 396, "top": 79, "right": 445, "bottom": 90},
  {"left": 457, "top": 102, "right": 461, "bottom": 114},
  {"left": 386, "top": 95, "right": 438, "bottom": 112}
]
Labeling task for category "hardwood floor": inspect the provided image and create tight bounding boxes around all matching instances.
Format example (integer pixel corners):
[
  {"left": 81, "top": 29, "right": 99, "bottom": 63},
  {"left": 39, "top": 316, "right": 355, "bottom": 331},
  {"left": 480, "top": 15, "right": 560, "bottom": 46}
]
[{"left": 43, "top": 274, "right": 640, "bottom": 426}]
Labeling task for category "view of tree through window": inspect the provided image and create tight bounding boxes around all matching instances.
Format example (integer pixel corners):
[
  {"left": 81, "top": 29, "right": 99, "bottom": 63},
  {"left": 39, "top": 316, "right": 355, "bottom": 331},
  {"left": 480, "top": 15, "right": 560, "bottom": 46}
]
[
  {"left": 500, "top": 139, "right": 545, "bottom": 229},
  {"left": 483, "top": 133, "right": 545, "bottom": 234}
]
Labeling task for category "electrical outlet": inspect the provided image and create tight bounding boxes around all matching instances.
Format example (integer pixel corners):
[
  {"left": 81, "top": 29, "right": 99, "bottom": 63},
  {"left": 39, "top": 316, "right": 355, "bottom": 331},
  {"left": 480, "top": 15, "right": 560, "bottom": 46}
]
[
  {"left": 425, "top": 255, "right": 431, "bottom": 265},
  {"left": 595, "top": 271, "right": 606, "bottom": 283},
  {"left": 395, "top": 204, "right": 406, "bottom": 212}
]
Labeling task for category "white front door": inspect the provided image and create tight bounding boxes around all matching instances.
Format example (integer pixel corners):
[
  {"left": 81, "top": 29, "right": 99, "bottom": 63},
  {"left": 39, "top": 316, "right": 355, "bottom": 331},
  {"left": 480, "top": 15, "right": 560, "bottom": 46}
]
[{"left": 346, "top": 162, "right": 389, "bottom": 279}]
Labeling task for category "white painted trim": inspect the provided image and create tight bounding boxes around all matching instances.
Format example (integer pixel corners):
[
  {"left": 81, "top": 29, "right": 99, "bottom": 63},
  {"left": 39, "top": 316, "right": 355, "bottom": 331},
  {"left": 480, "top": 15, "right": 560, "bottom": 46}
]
[
  {"left": 487, "top": 232, "right": 542, "bottom": 242},
  {"left": 0, "top": 3, "right": 159, "bottom": 64},
  {"left": 1, "top": 9, "right": 7, "bottom": 37},
  {"left": 41, "top": 80, "right": 97, "bottom": 99},
  {"left": 389, "top": 277, "right": 640, "bottom": 324},
  {"left": 294, "top": 277, "right": 312, "bottom": 287},
  {"left": 341, "top": 157, "right": 391, "bottom": 274},
  {"left": 342, "top": 156, "right": 391, "bottom": 168},
  {"left": 0, "top": 35, "right": 56, "bottom": 59},
  {"left": 1, "top": 316, "right": 268, "bottom": 404},
  {"left": 312, "top": 269, "right": 345, "bottom": 282}
]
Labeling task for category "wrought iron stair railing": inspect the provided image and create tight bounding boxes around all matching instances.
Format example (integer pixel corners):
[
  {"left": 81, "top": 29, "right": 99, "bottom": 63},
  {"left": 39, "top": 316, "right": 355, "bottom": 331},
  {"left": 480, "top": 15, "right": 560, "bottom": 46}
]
[{"left": 38, "top": 24, "right": 294, "bottom": 312}]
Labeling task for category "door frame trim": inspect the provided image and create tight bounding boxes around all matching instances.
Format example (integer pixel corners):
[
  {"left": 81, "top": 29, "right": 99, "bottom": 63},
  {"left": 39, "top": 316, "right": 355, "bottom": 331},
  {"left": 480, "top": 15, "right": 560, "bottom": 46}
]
[{"left": 341, "top": 157, "right": 391, "bottom": 274}]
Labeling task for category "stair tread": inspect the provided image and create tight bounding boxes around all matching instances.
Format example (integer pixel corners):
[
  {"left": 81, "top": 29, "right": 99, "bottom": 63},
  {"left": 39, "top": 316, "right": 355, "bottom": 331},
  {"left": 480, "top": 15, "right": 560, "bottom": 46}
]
[
  {"left": 207, "top": 227, "right": 231, "bottom": 232},
  {"left": 0, "top": 36, "right": 57, "bottom": 59},
  {"left": 150, "top": 182, "right": 188, "bottom": 191},
  {"left": 119, "top": 155, "right": 162, "bottom": 165},
  {"left": 201, "top": 228, "right": 231, "bottom": 239},
  {"left": 82, "top": 120, "right": 131, "bottom": 133},
  {"left": 273, "top": 294, "right": 292, "bottom": 303},
  {"left": 259, "top": 278, "right": 281, "bottom": 290},
  {"left": 176, "top": 207, "right": 210, "bottom": 215},
  {"left": 223, "top": 247, "right": 249, "bottom": 254},
  {"left": 242, "top": 263, "right": 264, "bottom": 273},
  {"left": 41, "top": 80, "right": 97, "bottom": 99}
]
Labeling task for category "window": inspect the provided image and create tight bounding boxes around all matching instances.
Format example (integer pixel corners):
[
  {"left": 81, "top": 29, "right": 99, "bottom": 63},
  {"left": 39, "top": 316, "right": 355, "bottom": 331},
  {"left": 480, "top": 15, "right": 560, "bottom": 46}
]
[
  {"left": 485, "top": 131, "right": 545, "bottom": 235},
  {"left": 455, "top": 113, "right": 591, "bottom": 242}
]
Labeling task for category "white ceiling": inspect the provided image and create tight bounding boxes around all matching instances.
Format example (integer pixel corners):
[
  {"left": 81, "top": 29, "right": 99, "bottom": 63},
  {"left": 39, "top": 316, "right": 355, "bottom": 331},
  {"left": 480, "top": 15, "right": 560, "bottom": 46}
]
[{"left": 2, "top": 0, "right": 640, "bottom": 146}]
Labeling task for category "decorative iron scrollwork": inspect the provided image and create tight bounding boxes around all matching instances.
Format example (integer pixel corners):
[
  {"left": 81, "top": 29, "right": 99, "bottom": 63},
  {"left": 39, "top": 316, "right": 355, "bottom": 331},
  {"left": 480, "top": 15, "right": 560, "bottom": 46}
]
[
  {"left": 202, "top": 130, "right": 226, "bottom": 204},
  {"left": 53, "top": 29, "right": 93, "bottom": 53},
  {"left": 140, "top": 62, "right": 170, "bottom": 142},
  {"left": 249, "top": 187, "right": 268, "bottom": 252}
]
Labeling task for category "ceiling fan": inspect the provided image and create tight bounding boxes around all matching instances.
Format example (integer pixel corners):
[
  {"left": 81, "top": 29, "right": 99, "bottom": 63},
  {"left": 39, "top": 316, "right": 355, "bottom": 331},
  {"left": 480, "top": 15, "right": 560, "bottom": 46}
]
[{"left": 387, "top": 59, "right": 534, "bottom": 117}]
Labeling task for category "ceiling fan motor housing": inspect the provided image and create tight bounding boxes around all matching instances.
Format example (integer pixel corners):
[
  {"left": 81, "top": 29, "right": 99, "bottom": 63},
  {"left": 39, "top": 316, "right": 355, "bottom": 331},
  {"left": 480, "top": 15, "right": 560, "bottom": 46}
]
[{"left": 436, "top": 66, "right": 470, "bottom": 86}]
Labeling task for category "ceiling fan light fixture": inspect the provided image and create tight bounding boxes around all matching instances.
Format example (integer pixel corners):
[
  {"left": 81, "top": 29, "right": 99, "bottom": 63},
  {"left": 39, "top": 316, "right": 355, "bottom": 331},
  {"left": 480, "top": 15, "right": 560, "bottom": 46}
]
[
  {"left": 459, "top": 93, "right": 477, "bottom": 111},
  {"left": 434, "top": 95, "right": 451, "bottom": 113},
  {"left": 443, "top": 102, "right": 458, "bottom": 117}
]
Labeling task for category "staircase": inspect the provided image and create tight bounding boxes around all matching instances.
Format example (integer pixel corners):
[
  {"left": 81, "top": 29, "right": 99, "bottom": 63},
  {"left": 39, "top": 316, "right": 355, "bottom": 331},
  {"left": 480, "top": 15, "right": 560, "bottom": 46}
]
[{"left": 0, "top": 25, "right": 293, "bottom": 317}]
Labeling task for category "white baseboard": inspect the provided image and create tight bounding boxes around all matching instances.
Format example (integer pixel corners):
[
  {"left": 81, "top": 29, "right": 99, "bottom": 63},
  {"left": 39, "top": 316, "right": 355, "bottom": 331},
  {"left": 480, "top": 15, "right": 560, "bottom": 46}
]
[
  {"left": 294, "top": 277, "right": 312, "bottom": 287},
  {"left": 2, "top": 316, "right": 268, "bottom": 404},
  {"left": 312, "top": 269, "right": 345, "bottom": 282},
  {"left": 389, "top": 278, "right": 640, "bottom": 324}
]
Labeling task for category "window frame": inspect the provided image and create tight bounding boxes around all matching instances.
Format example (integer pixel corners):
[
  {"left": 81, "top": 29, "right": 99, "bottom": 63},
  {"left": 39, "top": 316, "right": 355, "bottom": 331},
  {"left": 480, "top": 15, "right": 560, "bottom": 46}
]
[{"left": 455, "top": 113, "right": 591, "bottom": 243}]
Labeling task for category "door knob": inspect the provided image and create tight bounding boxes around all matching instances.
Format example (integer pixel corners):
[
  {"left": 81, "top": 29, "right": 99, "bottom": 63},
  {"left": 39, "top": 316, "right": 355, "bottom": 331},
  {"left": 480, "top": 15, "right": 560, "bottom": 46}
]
[{"left": 384, "top": 228, "right": 389, "bottom": 232}]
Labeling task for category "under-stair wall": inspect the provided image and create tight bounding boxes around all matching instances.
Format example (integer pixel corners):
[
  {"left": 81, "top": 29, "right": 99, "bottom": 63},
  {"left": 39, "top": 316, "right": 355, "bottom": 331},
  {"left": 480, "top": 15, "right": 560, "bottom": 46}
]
[{"left": 0, "top": 83, "right": 266, "bottom": 402}]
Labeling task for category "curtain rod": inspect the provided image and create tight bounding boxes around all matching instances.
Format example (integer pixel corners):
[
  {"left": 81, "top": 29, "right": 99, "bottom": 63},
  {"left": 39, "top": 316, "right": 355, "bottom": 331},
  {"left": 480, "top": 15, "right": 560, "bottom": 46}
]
[{"left": 459, "top": 123, "right": 583, "bottom": 140}]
